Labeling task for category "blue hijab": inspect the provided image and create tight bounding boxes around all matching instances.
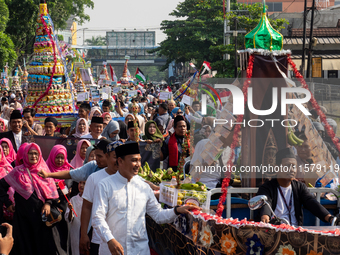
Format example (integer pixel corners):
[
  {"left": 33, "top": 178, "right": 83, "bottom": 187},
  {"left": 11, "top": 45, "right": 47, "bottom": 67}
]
[
  {"left": 171, "top": 107, "right": 180, "bottom": 117},
  {"left": 178, "top": 102, "right": 185, "bottom": 112},
  {"left": 138, "top": 103, "right": 145, "bottom": 115}
]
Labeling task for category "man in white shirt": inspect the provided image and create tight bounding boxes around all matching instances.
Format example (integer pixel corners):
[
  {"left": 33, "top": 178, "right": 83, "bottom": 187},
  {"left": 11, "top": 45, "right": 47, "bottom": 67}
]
[
  {"left": 92, "top": 142, "right": 199, "bottom": 255},
  {"left": 81, "top": 117, "right": 104, "bottom": 140},
  {"left": 80, "top": 141, "right": 123, "bottom": 255}
]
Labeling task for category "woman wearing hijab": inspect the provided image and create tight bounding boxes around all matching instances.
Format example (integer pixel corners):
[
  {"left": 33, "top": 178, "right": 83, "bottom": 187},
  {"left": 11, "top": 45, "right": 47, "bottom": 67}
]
[
  {"left": 46, "top": 145, "right": 73, "bottom": 255},
  {"left": 124, "top": 113, "right": 134, "bottom": 126},
  {"left": 83, "top": 145, "right": 96, "bottom": 165},
  {"left": 70, "top": 139, "right": 91, "bottom": 169},
  {"left": 1, "top": 106, "right": 14, "bottom": 121},
  {"left": 102, "top": 112, "right": 112, "bottom": 126},
  {"left": 89, "top": 107, "right": 102, "bottom": 121},
  {"left": 155, "top": 117, "right": 169, "bottom": 139},
  {"left": 16, "top": 143, "right": 29, "bottom": 166},
  {"left": 102, "top": 120, "right": 120, "bottom": 141},
  {"left": 0, "top": 138, "right": 17, "bottom": 167},
  {"left": 142, "top": 120, "right": 164, "bottom": 144},
  {"left": 72, "top": 118, "right": 89, "bottom": 138},
  {"left": 69, "top": 145, "right": 96, "bottom": 198},
  {"left": 0, "top": 145, "right": 14, "bottom": 223},
  {"left": 0, "top": 143, "right": 59, "bottom": 255}
]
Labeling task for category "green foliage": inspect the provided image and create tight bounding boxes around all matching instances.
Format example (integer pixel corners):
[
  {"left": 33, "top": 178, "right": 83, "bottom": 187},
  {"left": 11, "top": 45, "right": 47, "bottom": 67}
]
[
  {"left": 57, "top": 34, "right": 64, "bottom": 41},
  {"left": 85, "top": 36, "right": 107, "bottom": 58},
  {"left": 154, "top": 0, "right": 288, "bottom": 77},
  {"left": 4, "top": 0, "right": 94, "bottom": 66},
  {"left": 0, "top": 0, "right": 16, "bottom": 69},
  {"left": 0, "top": 0, "right": 9, "bottom": 32},
  {"left": 85, "top": 36, "right": 107, "bottom": 46},
  {"left": 0, "top": 32, "right": 17, "bottom": 69}
]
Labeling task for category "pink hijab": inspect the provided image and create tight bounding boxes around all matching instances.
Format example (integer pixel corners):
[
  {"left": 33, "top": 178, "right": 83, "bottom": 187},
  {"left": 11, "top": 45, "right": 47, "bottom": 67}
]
[
  {"left": 0, "top": 138, "right": 16, "bottom": 163},
  {"left": 102, "top": 112, "right": 112, "bottom": 120},
  {"left": 0, "top": 146, "right": 13, "bottom": 178},
  {"left": 73, "top": 118, "right": 89, "bottom": 138},
  {"left": 16, "top": 143, "right": 29, "bottom": 167},
  {"left": 4, "top": 143, "right": 59, "bottom": 202},
  {"left": 70, "top": 139, "right": 91, "bottom": 168},
  {"left": 46, "top": 145, "right": 73, "bottom": 173}
]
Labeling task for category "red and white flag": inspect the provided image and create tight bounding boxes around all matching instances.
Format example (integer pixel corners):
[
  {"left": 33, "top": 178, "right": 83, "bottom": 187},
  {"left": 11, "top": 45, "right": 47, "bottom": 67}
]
[
  {"left": 189, "top": 63, "right": 196, "bottom": 69},
  {"left": 58, "top": 181, "right": 69, "bottom": 195},
  {"left": 203, "top": 61, "right": 211, "bottom": 71}
]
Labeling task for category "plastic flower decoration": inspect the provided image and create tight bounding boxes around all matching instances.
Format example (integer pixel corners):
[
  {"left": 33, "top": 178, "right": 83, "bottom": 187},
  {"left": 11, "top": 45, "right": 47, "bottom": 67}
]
[
  {"left": 306, "top": 251, "right": 322, "bottom": 255},
  {"left": 220, "top": 233, "right": 237, "bottom": 255},
  {"left": 276, "top": 244, "right": 296, "bottom": 255},
  {"left": 199, "top": 225, "right": 214, "bottom": 248},
  {"left": 246, "top": 234, "right": 264, "bottom": 255},
  {"left": 191, "top": 221, "right": 199, "bottom": 243}
]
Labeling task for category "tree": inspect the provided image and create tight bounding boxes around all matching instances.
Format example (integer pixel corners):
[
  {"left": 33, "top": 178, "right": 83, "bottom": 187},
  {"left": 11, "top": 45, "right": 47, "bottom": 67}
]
[
  {"left": 85, "top": 36, "right": 107, "bottom": 46},
  {"left": 0, "top": 0, "right": 17, "bottom": 69},
  {"left": 85, "top": 36, "right": 107, "bottom": 58},
  {"left": 153, "top": 0, "right": 288, "bottom": 77},
  {"left": 4, "top": 0, "right": 94, "bottom": 66}
]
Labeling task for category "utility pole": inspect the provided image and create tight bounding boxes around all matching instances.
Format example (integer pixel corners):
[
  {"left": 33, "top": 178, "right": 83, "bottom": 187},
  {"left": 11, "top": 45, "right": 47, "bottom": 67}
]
[
  {"left": 234, "top": 18, "right": 238, "bottom": 78},
  {"left": 300, "top": 0, "right": 308, "bottom": 77},
  {"left": 306, "top": 0, "right": 316, "bottom": 79},
  {"left": 223, "top": 0, "right": 231, "bottom": 61}
]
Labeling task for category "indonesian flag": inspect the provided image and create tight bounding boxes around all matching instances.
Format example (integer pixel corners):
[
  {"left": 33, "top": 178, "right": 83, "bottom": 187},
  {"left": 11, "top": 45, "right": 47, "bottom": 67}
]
[
  {"left": 138, "top": 82, "right": 144, "bottom": 87},
  {"left": 58, "top": 181, "right": 69, "bottom": 195},
  {"left": 135, "top": 68, "right": 146, "bottom": 83},
  {"left": 203, "top": 61, "right": 211, "bottom": 71}
]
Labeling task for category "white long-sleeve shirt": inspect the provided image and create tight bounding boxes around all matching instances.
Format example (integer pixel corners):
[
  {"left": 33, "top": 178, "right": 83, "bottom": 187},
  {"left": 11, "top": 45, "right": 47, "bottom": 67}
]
[{"left": 92, "top": 171, "right": 177, "bottom": 255}]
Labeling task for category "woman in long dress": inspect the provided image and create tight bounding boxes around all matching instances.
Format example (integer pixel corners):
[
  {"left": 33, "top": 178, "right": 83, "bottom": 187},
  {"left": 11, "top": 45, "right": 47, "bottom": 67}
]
[
  {"left": 0, "top": 143, "right": 59, "bottom": 255},
  {"left": 46, "top": 145, "right": 74, "bottom": 255}
]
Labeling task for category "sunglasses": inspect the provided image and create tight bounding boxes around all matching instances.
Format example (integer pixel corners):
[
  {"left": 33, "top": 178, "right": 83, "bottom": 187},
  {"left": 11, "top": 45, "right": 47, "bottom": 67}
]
[{"left": 177, "top": 111, "right": 183, "bottom": 115}]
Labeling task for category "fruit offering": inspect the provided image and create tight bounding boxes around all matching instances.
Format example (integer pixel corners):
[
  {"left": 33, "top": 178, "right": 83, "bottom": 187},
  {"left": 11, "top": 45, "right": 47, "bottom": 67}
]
[
  {"left": 159, "top": 181, "right": 211, "bottom": 210},
  {"left": 138, "top": 163, "right": 185, "bottom": 184}
]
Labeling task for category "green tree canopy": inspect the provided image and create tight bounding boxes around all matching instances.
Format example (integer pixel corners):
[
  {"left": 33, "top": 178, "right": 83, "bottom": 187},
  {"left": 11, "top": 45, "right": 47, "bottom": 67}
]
[
  {"left": 4, "top": 0, "right": 94, "bottom": 66},
  {"left": 0, "top": 0, "right": 17, "bottom": 69},
  {"left": 0, "top": 0, "right": 9, "bottom": 32},
  {"left": 153, "top": 0, "right": 288, "bottom": 77}
]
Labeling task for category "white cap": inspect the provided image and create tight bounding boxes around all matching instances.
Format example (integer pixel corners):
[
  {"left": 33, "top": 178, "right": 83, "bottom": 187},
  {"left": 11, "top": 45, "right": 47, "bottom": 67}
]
[{"left": 10, "top": 94, "right": 15, "bottom": 99}]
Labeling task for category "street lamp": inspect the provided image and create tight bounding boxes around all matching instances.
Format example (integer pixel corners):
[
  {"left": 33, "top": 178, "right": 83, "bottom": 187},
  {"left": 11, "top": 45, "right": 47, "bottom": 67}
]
[{"left": 69, "top": 27, "right": 88, "bottom": 45}]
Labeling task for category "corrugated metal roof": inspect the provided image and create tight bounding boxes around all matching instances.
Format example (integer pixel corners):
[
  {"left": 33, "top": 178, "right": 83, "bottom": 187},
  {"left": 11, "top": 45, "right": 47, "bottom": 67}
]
[
  {"left": 284, "top": 37, "right": 340, "bottom": 45},
  {"left": 291, "top": 28, "right": 340, "bottom": 37},
  {"left": 290, "top": 54, "right": 340, "bottom": 59}
]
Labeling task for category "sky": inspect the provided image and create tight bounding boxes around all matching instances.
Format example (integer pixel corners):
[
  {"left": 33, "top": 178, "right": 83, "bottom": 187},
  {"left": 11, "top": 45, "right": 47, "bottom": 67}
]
[{"left": 77, "top": 0, "right": 182, "bottom": 45}]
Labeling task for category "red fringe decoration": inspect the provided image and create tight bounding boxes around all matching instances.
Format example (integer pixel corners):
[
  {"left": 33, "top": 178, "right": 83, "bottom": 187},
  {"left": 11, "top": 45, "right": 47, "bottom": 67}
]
[
  {"left": 287, "top": 55, "right": 340, "bottom": 153},
  {"left": 216, "top": 54, "right": 255, "bottom": 217},
  {"left": 32, "top": 14, "right": 58, "bottom": 108}
]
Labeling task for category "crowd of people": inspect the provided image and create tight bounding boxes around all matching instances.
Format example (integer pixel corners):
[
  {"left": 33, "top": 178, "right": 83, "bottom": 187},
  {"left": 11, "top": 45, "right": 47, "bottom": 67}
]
[
  {"left": 0, "top": 83, "right": 211, "bottom": 255},
  {"left": 0, "top": 82, "right": 338, "bottom": 254}
]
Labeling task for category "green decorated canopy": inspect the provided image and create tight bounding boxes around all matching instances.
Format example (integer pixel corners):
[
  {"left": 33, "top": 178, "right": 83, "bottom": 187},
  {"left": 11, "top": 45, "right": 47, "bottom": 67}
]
[{"left": 244, "top": 0, "right": 283, "bottom": 51}]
